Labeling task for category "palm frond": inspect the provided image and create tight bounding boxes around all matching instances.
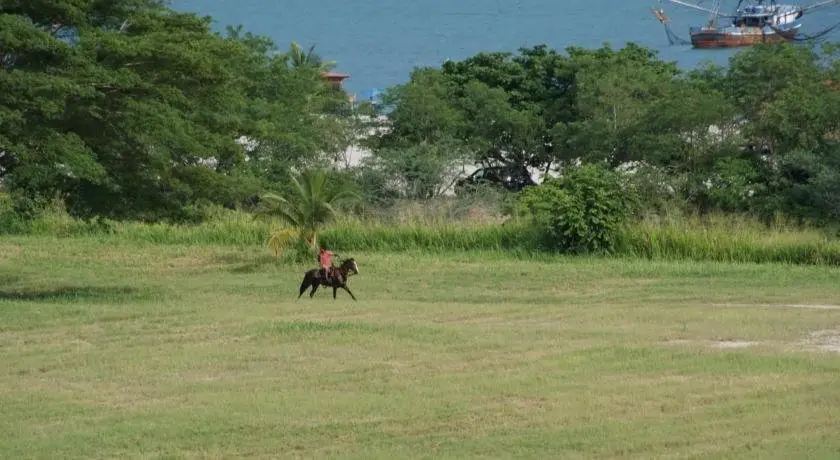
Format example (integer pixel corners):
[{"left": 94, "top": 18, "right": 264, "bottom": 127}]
[
  {"left": 328, "top": 188, "right": 363, "bottom": 204},
  {"left": 256, "top": 168, "right": 362, "bottom": 251},
  {"left": 254, "top": 192, "right": 303, "bottom": 227},
  {"left": 268, "top": 227, "right": 298, "bottom": 256},
  {"left": 289, "top": 173, "right": 307, "bottom": 200}
]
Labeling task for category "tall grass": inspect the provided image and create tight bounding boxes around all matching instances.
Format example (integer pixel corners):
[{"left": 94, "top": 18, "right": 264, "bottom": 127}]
[
  {"left": 321, "top": 221, "right": 541, "bottom": 254},
  {"left": 0, "top": 197, "right": 275, "bottom": 245},
  {"left": 117, "top": 216, "right": 272, "bottom": 246},
  {"left": 617, "top": 213, "right": 840, "bottom": 266},
  {"left": 2, "top": 195, "right": 839, "bottom": 266}
]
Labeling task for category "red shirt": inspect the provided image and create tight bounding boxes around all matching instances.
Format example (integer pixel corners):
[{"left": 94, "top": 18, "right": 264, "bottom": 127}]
[{"left": 319, "top": 250, "right": 334, "bottom": 268}]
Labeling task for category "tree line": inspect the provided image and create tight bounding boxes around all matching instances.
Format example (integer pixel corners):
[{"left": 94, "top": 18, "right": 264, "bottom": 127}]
[
  {"left": 366, "top": 42, "right": 840, "bottom": 224},
  {"left": 2, "top": 0, "right": 839, "bottom": 226}
]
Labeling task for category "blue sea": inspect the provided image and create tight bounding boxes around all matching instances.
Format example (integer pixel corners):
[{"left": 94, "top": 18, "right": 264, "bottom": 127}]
[{"left": 171, "top": 0, "right": 840, "bottom": 97}]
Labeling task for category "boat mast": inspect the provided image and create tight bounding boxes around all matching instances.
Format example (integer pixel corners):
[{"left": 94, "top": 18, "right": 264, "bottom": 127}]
[
  {"left": 661, "top": 0, "right": 736, "bottom": 17},
  {"left": 659, "top": 0, "right": 728, "bottom": 13},
  {"left": 706, "top": 0, "right": 722, "bottom": 27}
]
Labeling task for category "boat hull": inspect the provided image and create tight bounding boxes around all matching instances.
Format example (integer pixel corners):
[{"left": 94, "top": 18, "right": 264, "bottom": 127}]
[{"left": 690, "top": 25, "right": 800, "bottom": 48}]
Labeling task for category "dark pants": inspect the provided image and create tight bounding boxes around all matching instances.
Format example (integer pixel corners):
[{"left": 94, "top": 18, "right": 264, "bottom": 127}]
[{"left": 320, "top": 267, "right": 330, "bottom": 281}]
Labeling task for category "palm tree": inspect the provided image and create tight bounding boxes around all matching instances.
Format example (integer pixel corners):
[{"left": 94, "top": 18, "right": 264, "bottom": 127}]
[
  {"left": 287, "top": 41, "right": 336, "bottom": 71},
  {"left": 256, "top": 168, "right": 361, "bottom": 252}
]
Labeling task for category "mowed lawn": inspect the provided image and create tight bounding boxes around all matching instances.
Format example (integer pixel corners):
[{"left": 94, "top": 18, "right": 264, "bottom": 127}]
[{"left": 1, "top": 237, "right": 840, "bottom": 459}]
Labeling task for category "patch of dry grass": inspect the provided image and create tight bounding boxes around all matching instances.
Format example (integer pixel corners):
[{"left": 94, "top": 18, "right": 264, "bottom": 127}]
[{"left": 1, "top": 237, "right": 840, "bottom": 458}]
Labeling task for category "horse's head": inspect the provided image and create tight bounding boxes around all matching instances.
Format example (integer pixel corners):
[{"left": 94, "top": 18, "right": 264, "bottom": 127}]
[{"left": 340, "top": 258, "right": 359, "bottom": 276}]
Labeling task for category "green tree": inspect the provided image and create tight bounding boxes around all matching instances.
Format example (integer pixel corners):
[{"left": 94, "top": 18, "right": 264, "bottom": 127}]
[
  {"left": 373, "top": 68, "right": 463, "bottom": 147},
  {"left": 255, "top": 168, "right": 361, "bottom": 251},
  {"left": 365, "top": 68, "right": 469, "bottom": 199},
  {"left": 704, "top": 42, "right": 840, "bottom": 221},
  {"left": 566, "top": 61, "right": 672, "bottom": 166},
  {"left": 725, "top": 43, "right": 822, "bottom": 122},
  {"left": 441, "top": 42, "right": 683, "bottom": 170},
  {"left": 365, "top": 40, "right": 840, "bottom": 222},
  {"left": 0, "top": 0, "right": 350, "bottom": 221},
  {"left": 441, "top": 47, "right": 557, "bottom": 168},
  {"left": 756, "top": 148, "right": 840, "bottom": 224},
  {"left": 364, "top": 140, "right": 469, "bottom": 200},
  {"left": 454, "top": 80, "right": 545, "bottom": 167}
]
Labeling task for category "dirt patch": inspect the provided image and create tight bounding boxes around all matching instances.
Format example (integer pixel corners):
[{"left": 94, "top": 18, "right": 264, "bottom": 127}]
[
  {"left": 710, "top": 303, "right": 840, "bottom": 310},
  {"left": 0, "top": 244, "right": 22, "bottom": 261},
  {"left": 663, "top": 339, "right": 761, "bottom": 349},
  {"left": 664, "top": 331, "right": 840, "bottom": 355},
  {"left": 711, "top": 340, "right": 760, "bottom": 349},
  {"left": 800, "top": 329, "right": 840, "bottom": 354}
]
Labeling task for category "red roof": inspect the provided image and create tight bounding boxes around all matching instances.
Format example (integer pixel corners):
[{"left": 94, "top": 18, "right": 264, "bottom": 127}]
[{"left": 322, "top": 72, "right": 350, "bottom": 80}]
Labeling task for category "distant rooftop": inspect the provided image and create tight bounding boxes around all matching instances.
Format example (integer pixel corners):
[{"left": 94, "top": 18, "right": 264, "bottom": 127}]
[
  {"left": 322, "top": 71, "right": 350, "bottom": 79},
  {"left": 322, "top": 71, "right": 350, "bottom": 90}
]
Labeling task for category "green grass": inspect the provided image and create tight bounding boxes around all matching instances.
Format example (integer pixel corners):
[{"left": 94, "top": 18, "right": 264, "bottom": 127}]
[
  {"left": 619, "top": 214, "right": 840, "bottom": 266},
  {"left": 2, "top": 236, "right": 840, "bottom": 458},
  {"left": 2, "top": 197, "right": 840, "bottom": 266}
]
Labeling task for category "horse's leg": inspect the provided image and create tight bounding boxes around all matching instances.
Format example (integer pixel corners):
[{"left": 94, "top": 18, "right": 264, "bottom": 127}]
[
  {"left": 297, "top": 276, "right": 311, "bottom": 300},
  {"left": 341, "top": 285, "right": 357, "bottom": 301},
  {"left": 309, "top": 283, "right": 320, "bottom": 298},
  {"left": 333, "top": 286, "right": 338, "bottom": 299}
]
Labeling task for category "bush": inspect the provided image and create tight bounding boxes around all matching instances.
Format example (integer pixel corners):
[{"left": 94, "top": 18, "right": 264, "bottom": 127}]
[{"left": 518, "top": 163, "right": 638, "bottom": 254}]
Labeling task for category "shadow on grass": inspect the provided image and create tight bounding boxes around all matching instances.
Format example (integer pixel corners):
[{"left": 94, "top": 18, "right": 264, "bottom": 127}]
[
  {"left": 0, "top": 275, "right": 21, "bottom": 285},
  {"left": 0, "top": 285, "right": 149, "bottom": 303},
  {"left": 253, "top": 320, "right": 381, "bottom": 335},
  {"left": 229, "top": 262, "right": 277, "bottom": 274},
  {"left": 244, "top": 320, "right": 462, "bottom": 346},
  {"left": 213, "top": 253, "right": 287, "bottom": 274}
]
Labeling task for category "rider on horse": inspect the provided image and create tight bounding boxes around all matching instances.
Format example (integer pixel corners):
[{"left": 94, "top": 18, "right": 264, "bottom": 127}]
[{"left": 318, "top": 244, "right": 335, "bottom": 282}]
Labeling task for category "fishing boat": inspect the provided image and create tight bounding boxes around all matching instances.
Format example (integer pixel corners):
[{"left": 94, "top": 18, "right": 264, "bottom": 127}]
[{"left": 653, "top": 0, "right": 840, "bottom": 48}]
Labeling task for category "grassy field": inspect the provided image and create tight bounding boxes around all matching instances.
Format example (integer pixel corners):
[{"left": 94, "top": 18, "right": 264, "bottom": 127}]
[{"left": 2, "top": 236, "right": 840, "bottom": 459}]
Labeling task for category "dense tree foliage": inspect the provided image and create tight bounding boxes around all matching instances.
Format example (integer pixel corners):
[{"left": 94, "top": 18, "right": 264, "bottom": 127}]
[
  {"left": 0, "top": 0, "right": 349, "bottom": 221},
  {"left": 2, "top": 0, "right": 838, "bottom": 228},
  {"left": 366, "top": 41, "right": 840, "bottom": 224}
]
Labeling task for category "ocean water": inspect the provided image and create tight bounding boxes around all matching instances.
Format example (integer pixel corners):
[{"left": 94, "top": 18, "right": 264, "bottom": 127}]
[{"left": 170, "top": 0, "right": 840, "bottom": 96}]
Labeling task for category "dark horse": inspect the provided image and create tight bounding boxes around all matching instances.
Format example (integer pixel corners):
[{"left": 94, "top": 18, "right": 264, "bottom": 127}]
[{"left": 297, "top": 258, "right": 359, "bottom": 301}]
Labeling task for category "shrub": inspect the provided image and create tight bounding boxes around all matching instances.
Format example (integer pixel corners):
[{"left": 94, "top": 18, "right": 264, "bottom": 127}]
[{"left": 518, "top": 163, "right": 638, "bottom": 254}]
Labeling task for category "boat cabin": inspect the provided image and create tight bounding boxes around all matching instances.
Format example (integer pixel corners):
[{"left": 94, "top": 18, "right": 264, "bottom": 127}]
[{"left": 733, "top": 4, "right": 775, "bottom": 27}]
